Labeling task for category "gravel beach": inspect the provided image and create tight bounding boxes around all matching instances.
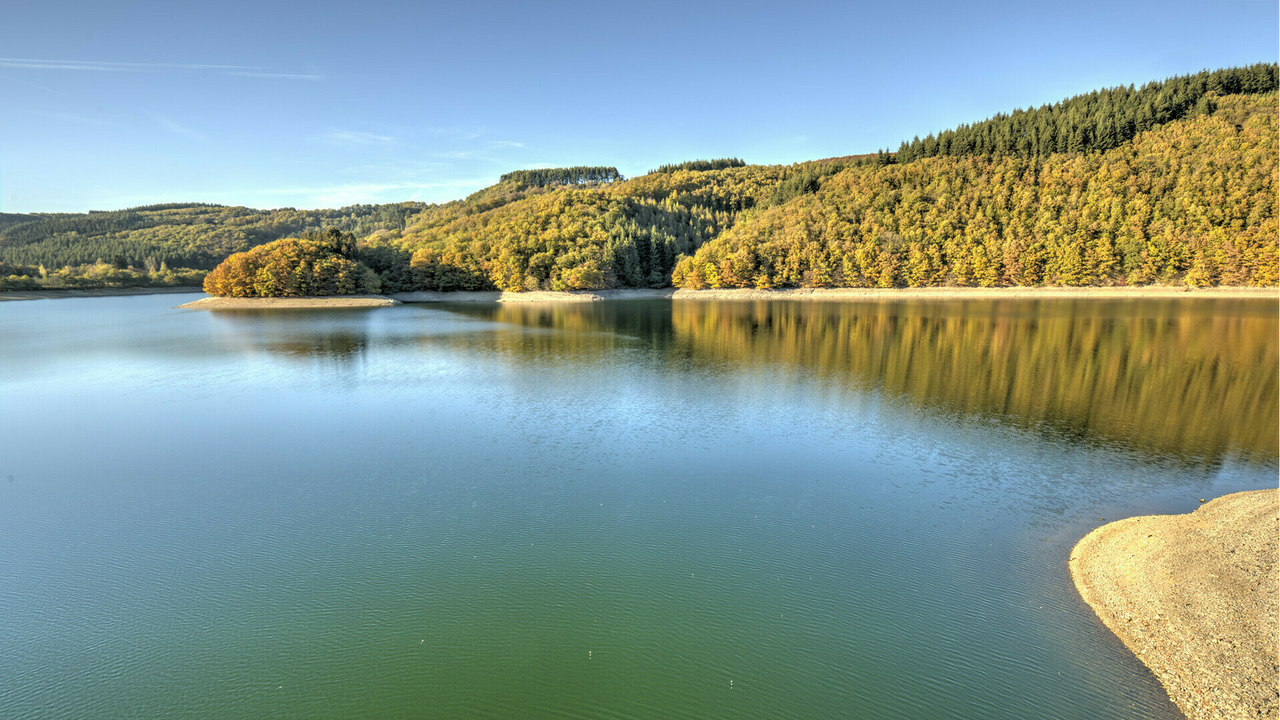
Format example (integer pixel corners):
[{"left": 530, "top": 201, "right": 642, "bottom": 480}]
[{"left": 1071, "top": 489, "right": 1279, "bottom": 720}]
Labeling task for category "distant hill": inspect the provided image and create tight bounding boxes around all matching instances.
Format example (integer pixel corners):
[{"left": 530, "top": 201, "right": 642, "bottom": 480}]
[{"left": 0, "top": 202, "right": 425, "bottom": 271}]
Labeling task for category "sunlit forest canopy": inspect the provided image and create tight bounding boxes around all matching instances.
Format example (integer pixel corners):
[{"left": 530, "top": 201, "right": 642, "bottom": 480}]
[
  {"left": 763, "top": 154, "right": 886, "bottom": 207},
  {"left": 673, "top": 92, "right": 1278, "bottom": 289},
  {"left": 499, "top": 167, "right": 622, "bottom": 187},
  {"left": 648, "top": 158, "right": 747, "bottom": 175}
]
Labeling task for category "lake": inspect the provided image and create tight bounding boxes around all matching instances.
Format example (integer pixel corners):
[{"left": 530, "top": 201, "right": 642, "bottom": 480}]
[{"left": 1, "top": 293, "right": 1275, "bottom": 719}]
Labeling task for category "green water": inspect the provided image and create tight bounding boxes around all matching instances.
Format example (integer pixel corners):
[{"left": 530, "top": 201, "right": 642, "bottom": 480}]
[{"left": 1, "top": 293, "right": 1275, "bottom": 719}]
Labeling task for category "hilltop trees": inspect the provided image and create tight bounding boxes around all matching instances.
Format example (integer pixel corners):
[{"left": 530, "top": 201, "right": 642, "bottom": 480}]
[
  {"left": 891, "top": 64, "right": 1277, "bottom": 164},
  {"left": 499, "top": 167, "right": 622, "bottom": 187},
  {"left": 648, "top": 158, "right": 747, "bottom": 174}
]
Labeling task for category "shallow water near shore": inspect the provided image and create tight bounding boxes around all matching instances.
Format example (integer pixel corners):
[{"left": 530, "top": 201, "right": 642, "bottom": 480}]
[{"left": 1, "top": 292, "right": 1275, "bottom": 719}]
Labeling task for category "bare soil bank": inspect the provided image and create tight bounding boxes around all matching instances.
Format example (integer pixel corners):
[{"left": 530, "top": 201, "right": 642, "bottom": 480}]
[
  {"left": 177, "top": 295, "right": 399, "bottom": 309},
  {"left": 167, "top": 286, "right": 1277, "bottom": 308},
  {"left": 392, "top": 286, "right": 1279, "bottom": 303},
  {"left": 0, "top": 286, "right": 202, "bottom": 301},
  {"left": 1071, "top": 489, "right": 1279, "bottom": 720}
]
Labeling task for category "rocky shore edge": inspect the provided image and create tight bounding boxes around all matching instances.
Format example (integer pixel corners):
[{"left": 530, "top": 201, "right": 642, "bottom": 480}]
[{"left": 1070, "top": 489, "right": 1279, "bottom": 720}]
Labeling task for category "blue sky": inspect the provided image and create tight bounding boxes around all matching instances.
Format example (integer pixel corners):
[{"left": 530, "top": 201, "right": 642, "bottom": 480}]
[{"left": 2, "top": 0, "right": 1276, "bottom": 213}]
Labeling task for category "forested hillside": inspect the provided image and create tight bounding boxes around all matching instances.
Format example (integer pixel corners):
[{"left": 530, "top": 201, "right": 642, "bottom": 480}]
[
  {"left": 673, "top": 92, "right": 1278, "bottom": 289},
  {"left": 7, "top": 64, "right": 1277, "bottom": 294}
]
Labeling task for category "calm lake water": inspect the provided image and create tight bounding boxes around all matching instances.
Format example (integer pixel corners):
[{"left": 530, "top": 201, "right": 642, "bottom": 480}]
[{"left": 1, "top": 293, "right": 1275, "bottom": 719}]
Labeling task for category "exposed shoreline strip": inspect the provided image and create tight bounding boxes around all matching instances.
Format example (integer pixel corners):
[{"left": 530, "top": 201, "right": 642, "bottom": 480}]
[
  {"left": 1070, "top": 489, "right": 1279, "bottom": 720},
  {"left": 177, "top": 295, "right": 398, "bottom": 309},
  {"left": 168, "top": 285, "right": 1280, "bottom": 308},
  {"left": 395, "top": 286, "right": 1279, "bottom": 303}
]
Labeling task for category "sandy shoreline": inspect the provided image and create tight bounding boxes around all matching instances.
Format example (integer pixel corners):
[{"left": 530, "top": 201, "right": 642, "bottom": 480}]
[
  {"left": 394, "top": 286, "right": 1278, "bottom": 303},
  {"left": 1070, "top": 489, "right": 1279, "bottom": 720},
  {"left": 165, "top": 286, "right": 1279, "bottom": 309},
  {"left": 0, "top": 286, "right": 203, "bottom": 301},
  {"left": 177, "top": 295, "right": 399, "bottom": 309}
]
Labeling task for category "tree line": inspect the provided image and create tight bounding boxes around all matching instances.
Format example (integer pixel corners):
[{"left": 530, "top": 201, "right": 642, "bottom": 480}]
[
  {"left": 0, "top": 258, "right": 206, "bottom": 291},
  {"left": 648, "top": 158, "right": 746, "bottom": 174},
  {"left": 499, "top": 167, "right": 622, "bottom": 187},
  {"left": 892, "top": 63, "right": 1277, "bottom": 164}
]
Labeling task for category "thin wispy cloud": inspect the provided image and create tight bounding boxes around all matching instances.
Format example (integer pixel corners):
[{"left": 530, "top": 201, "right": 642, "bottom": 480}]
[
  {"left": 0, "top": 58, "right": 253, "bottom": 71},
  {"left": 488, "top": 140, "right": 524, "bottom": 149},
  {"left": 154, "top": 115, "right": 207, "bottom": 141},
  {"left": 226, "top": 71, "right": 323, "bottom": 81},
  {"left": 320, "top": 130, "right": 395, "bottom": 146},
  {"left": 0, "top": 57, "right": 321, "bottom": 80},
  {"left": 7, "top": 76, "right": 74, "bottom": 96}
]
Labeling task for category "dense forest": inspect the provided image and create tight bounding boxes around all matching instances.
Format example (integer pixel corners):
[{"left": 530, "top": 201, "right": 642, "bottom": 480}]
[
  {"left": 6, "top": 63, "right": 1276, "bottom": 295},
  {"left": 673, "top": 92, "right": 1278, "bottom": 289}
]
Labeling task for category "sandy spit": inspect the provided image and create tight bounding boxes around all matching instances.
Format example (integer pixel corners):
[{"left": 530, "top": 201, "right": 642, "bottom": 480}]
[
  {"left": 391, "top": 286, "right": 1279, "bottom": 303},
  {"left": 0, "top": 286, "right": 203, "bottom": 301},
  {"left": 177, "top": 295, "right": 400, "bottom": 309},
  {"left": 1070, "top": 489, "right": 1279, "bottom": 720},
  {"left": 391, "top": 289, "right": 676, "bottom": 303}
]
